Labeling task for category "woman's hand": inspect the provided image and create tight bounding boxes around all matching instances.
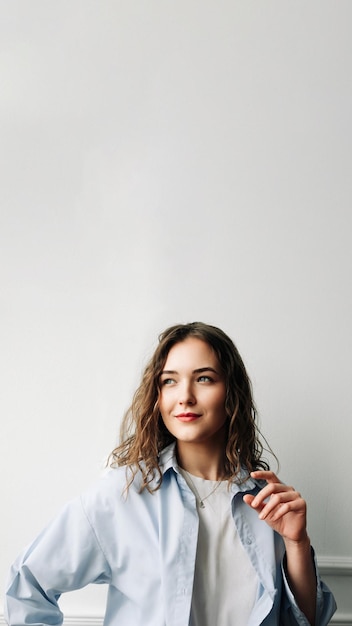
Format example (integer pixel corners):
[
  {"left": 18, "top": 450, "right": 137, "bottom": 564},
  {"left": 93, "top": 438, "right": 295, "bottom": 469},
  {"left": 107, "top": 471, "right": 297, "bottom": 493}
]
[
  {"left": 243, "top": 470, "right": 308, "bottom": 545},
  {"left": 243, "top": 470, "right": 317, "bottom": 625}
]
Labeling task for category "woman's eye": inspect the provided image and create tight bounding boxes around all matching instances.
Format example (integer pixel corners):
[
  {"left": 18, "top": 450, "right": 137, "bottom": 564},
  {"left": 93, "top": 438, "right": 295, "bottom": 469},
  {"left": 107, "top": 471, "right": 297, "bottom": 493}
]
[
  {"left": 198, "top": 375, "right": 212, "bottom": 383},
  {"left": 161, "top": 378, "right": 175, "bottom": 386}
]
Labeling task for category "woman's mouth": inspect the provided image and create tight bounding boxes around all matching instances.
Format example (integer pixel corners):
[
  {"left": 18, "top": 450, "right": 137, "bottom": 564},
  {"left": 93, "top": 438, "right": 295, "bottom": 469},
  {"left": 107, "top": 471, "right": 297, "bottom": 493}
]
[{"left": 175, "top": 412, "right": 201, "bottom": 422}]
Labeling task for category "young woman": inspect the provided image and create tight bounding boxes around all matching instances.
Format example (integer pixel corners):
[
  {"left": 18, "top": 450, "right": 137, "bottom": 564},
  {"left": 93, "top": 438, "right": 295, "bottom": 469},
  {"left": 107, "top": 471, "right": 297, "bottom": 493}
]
[{"left": 5, "top": 322, "right": 336, "bottom": 625}]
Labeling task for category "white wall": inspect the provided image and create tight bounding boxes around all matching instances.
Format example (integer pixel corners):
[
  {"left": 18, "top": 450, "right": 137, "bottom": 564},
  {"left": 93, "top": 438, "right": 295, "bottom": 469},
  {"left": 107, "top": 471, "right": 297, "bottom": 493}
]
[{"left": 1, "top": 2, "right": 351, "bottom": 623}]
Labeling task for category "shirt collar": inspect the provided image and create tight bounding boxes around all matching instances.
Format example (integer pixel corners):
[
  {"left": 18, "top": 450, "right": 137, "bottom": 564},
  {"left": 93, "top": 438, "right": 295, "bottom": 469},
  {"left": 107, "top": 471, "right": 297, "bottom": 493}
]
[
  {"left": 159, "top": 442, "right": 178, "bottom": 474},
  {"left": 158, "top": 442, "right": 265, "bottom": 494}
]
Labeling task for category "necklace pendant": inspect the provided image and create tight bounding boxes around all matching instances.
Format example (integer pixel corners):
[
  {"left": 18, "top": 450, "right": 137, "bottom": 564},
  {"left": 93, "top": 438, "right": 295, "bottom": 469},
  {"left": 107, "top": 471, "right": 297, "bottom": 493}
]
[{"left": 199, "top": 500, "right": 205, "bottom": 508}]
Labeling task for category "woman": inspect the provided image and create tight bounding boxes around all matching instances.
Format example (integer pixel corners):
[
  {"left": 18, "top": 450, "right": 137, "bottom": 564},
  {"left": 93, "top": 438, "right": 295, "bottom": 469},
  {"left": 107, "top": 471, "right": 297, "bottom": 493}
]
[{"left": 5, "top": 322, "right": 336, "bottom": 625}]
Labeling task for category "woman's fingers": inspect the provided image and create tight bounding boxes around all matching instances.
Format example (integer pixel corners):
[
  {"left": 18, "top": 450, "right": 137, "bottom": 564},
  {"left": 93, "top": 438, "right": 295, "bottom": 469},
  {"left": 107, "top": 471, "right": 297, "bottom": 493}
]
[
  {"left": 257, "top": 492, "right": 305, "bottom": 521},
  {"left": 245, "top": 471, "right": 304, "bottom": 519},
  {"left": 250, "top": 470, "right": 281, "bottom": 483},
  {"left": 243, "top": 472, "right": 308, "bottom": 542}
]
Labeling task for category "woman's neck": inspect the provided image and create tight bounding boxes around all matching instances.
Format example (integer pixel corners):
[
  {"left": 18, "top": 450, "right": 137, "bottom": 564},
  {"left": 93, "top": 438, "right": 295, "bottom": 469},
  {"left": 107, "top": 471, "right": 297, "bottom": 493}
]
[{"left": 176, "top": 441, "right": 226, "bottom": 481}]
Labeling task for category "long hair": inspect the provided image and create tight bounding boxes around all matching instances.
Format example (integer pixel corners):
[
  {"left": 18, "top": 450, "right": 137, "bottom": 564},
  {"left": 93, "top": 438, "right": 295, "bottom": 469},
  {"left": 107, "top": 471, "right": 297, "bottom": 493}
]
[{"left": 109, "top": 322, "right": 272, "bottom": 492}]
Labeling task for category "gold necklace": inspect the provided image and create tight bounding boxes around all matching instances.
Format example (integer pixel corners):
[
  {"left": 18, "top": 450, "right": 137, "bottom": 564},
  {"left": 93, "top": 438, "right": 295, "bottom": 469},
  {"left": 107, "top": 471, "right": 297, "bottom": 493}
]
[{"left": 180, "top": 468, "right": 224, "bottom": 508}]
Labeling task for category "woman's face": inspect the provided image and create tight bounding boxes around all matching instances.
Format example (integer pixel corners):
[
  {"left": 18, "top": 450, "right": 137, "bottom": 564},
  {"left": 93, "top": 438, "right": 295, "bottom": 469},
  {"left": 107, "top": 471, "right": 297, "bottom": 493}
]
[{"left": 159, "top": 337, "right": 228, "bottom": 449}]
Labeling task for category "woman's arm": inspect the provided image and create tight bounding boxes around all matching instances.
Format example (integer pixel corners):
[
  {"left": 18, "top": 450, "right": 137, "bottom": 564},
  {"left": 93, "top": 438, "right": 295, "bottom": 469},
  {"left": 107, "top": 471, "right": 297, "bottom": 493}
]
[
  {"left": 243, "top": 471, "right": 316, "bottom": 625},
  {"left": 283, "top": 534, "right": 316, "bottom": 625},
  {"left": 5, "top": 497, "right": 111, "bottom": 625}
]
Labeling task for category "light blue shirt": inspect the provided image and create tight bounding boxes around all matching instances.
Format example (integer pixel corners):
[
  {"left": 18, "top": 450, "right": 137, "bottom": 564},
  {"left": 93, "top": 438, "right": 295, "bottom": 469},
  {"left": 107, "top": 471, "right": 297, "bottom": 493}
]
[{"left": 5, "top": 444, "right": 336, "bottom": 625}]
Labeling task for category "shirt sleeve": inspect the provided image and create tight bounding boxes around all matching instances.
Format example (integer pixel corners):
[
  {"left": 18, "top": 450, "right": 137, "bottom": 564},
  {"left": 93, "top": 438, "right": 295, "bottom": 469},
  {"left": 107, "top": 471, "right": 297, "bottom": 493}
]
[
  {"left": 4, "top": 496, "right": 112, "bottom": 626},
  {"left": 280, "top": 548, "right": 337, "bottom": 626}
]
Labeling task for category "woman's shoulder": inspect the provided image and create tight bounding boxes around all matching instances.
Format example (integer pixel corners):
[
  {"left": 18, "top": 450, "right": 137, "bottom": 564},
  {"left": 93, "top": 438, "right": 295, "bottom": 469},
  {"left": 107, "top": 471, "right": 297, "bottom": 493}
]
[
  {"left": 81, "top": 465, "right": 140, "bottom": 506},
  {"left": 80, "top": 444, "right": 178, "bottom": 515}
]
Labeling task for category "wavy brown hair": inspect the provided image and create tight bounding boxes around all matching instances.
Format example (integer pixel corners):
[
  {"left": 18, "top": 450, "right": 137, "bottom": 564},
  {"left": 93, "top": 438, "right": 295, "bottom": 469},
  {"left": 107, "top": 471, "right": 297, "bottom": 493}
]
[{"left": 109, "top": 322, "right": 273, "bottom": 492}]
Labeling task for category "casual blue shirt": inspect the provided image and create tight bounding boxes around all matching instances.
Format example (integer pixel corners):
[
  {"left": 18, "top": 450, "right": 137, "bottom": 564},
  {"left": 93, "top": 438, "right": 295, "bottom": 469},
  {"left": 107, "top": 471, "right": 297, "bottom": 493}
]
[{"left": 5, "top": 444, "right": 336, "bottom": 625}]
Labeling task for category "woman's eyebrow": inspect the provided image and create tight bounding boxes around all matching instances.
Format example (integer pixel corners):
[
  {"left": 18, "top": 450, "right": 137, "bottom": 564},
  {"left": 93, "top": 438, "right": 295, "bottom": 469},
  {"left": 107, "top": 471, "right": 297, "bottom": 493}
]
[
  {"left": 160, "top": 367, "right": 219, "bottom": 375},
  {"left": 193, "top": 367, "right": 219, "bottom": 374}
]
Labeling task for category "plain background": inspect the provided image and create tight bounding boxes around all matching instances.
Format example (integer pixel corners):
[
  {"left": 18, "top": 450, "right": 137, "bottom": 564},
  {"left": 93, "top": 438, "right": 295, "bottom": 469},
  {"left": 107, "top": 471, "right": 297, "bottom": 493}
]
[{"left": 1, "top": 0, "right": 351, "bottom": 619}]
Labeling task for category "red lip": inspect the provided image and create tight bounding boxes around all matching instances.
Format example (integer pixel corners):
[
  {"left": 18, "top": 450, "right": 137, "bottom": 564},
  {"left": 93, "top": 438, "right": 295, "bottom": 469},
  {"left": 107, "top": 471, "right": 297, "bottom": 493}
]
[{"left": 175, "top": 412, "right": 201, "bottom": 421}]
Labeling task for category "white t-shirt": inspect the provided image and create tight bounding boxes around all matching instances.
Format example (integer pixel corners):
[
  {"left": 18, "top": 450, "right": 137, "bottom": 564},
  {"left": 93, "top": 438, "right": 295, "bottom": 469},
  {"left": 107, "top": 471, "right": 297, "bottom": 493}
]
[{"left": 179, "top": 470, "right": 258, "bottom": 626}]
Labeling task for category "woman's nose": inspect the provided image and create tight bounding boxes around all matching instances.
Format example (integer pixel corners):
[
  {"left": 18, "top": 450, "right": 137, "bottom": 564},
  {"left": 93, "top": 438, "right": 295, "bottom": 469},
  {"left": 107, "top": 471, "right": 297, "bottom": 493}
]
[{"left": 178, "top": 381, "right": 196, "bottom": 405}]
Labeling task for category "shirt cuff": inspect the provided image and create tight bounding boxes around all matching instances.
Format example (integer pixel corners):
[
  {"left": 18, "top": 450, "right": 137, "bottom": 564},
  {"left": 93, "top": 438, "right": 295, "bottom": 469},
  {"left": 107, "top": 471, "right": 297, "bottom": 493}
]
[{"left": 281, "top": 546, "right": 323, "bottom": 626}]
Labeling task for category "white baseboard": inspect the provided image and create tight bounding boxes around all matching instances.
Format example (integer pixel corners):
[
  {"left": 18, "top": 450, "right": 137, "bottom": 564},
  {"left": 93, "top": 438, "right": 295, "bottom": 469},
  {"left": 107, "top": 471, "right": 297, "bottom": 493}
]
[
  {"left": 318, "top": 556, "right": 352, "bottom": 576},
  {"left": 0, "top": 616, "right": 104, "bottom": 626},
  {"left": 318, "top": 556, "right": 352, "bottom": 625},
  {"left": 63, "top": 618, "right": 103, "bottom": 626}
]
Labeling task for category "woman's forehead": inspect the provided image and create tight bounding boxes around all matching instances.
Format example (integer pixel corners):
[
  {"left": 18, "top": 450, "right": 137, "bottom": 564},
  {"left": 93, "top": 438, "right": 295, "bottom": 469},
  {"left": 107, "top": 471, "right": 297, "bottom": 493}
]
[{"left": 163, "top": 338, "right": 220, "bottom": 369}]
